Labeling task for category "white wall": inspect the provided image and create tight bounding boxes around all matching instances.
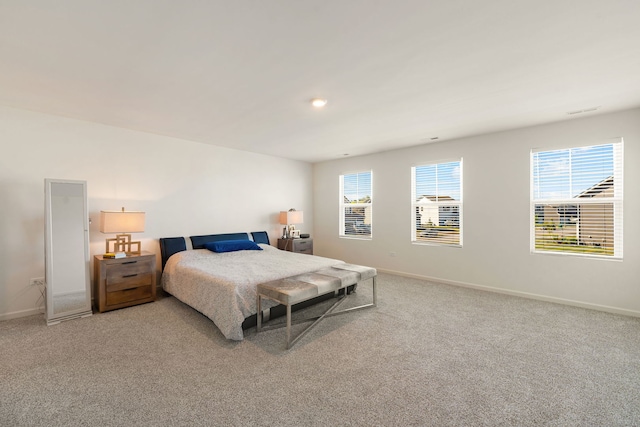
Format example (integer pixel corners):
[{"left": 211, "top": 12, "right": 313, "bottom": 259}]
[
  {"left": 313, "top": 108, "right": 640, "bottom": 316},
  {"left": 0, "top": 106, "right": 313, "bottom": 320}
]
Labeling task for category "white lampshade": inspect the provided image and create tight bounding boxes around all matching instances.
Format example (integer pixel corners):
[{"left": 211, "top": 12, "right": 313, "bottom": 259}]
[
  {"left": 100, "top": 210, "right": 145, "bottom": 233},
  {"left": 279, "top": 210, "right": 303, "bottom": 225}
]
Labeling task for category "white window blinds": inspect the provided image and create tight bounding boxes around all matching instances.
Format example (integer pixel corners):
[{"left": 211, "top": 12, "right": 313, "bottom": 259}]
[
  {"left": 531, "top": 141, "right": 623, "bottom": 258},
  {"left": 339, "top": 171, "right": 372, "bottom": 238},
  {"left": 411, "top": 160, "right": 462, "bottom": 246}
]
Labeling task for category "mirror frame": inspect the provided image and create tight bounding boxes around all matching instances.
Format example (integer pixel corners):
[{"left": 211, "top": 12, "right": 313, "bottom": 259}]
[{"left": 44, "top": 179, "right": 92, "bottom": 325}]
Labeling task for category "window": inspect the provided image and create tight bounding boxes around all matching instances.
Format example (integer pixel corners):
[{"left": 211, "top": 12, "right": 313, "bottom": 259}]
[
  {"left": 531, "top": 141, "right": 623, "bottom": 258},
  {"left": 339, "top": 171, "right": 372, "bottom": 238},
  {"left": 412, "top": 160, "right": 462, "bottom": 246}
]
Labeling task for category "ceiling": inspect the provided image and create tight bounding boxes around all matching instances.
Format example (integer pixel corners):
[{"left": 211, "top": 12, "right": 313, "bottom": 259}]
[{"left": 2, "top": 1, "right": 639, "bottom": 163}]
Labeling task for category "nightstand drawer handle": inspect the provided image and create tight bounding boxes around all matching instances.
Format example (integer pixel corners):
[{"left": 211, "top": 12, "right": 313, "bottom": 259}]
[
  {"left": 122, "top": 261, "right": 137, "bottom": 265},
  {"left": 122, "top": 274, "right": 138, "bottom": 278}
]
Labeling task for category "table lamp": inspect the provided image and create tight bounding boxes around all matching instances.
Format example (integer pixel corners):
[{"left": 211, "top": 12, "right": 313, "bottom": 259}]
[
  {"left": 100, "top": 207, "right": 145, "bottom": 255},
  {"left": 279, "top": 208, "right": 303, "bottom": 238}
]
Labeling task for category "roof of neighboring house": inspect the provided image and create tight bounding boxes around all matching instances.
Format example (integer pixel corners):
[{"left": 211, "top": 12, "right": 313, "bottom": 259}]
[
  {"left": 344, "top": 196, "right": 372, "bottom": 203},
  {"left": 417, "top": 195, "right": 455, "bottom": 202},
  {"left": 576, "top": 176, "right": 613, "bottom": 198}
]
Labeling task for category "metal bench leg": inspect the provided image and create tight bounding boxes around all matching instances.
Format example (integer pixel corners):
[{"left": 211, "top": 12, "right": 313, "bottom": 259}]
[
  {"left": 286, "top": 294, "right": 348, "bottom": 349},
  {"left": 373, "top": 276, "right": 377, "bottom": 306},
  {"left": 256, "top": 293, "right": 262, "bottom": 332},
  {"left": 259, "top": 275, "right": 377, "bottom": 349},
  {"left": 286, "top": 304, "right": 292, "bottom": 349}
]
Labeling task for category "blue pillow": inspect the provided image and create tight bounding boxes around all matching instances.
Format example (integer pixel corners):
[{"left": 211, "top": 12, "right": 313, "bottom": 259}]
[{"left": 204, "top": 240, "right": 263, "bottom": 253}]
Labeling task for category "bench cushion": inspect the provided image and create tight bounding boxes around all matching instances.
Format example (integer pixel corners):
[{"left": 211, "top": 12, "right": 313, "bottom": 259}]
[
  {"left": 257, "top": 264, "right": 376, "bottom": 306},
  {"left": 331, "top": 263, "right": 377, "bottom": 281}
]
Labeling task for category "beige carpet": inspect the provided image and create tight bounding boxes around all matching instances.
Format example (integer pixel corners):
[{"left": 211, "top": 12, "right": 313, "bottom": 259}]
[{"left": 1, "top": 272, "right": 639, "bottom": 426}]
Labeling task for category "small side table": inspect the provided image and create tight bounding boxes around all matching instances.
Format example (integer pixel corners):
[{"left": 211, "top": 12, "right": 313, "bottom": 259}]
[
  {"left": 94, "top": 251, "right": 156, "bottom": 312},
  {"left": 277, "top": 238, "right": 313, "bottom": 255}
]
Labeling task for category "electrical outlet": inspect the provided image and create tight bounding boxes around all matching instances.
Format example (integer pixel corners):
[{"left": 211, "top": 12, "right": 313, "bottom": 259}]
[{"left": 29, "top": 277, "right": 45, "bottom": 287}]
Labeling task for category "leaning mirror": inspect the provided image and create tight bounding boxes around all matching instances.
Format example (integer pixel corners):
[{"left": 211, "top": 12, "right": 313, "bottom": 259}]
[{"left": 45, "top": 179, "right": 92, "bottom": 325}]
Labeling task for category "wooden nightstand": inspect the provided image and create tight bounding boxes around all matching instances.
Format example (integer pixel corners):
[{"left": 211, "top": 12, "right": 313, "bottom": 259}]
[
  {"left": 94, "top": 251, "right": 156, "bottom": 313},
  {"left": 277, "top": 238, "right": 313, "bottom": 255}
]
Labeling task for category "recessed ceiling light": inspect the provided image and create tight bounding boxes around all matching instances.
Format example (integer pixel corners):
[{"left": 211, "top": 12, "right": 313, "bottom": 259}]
[{"left": 311, "top": 98, "right": 327, "bottom": 108}]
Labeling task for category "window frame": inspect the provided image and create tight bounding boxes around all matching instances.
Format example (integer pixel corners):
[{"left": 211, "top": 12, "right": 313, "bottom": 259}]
[
  {"left": 339, "top": 171, "right": 373, "bottom": 240},
  {"left": 530, "top": 139, "right": 623, "bottom": 259},
  {"left": 411, "top": 159, "right": 463, "bottom": 247}
]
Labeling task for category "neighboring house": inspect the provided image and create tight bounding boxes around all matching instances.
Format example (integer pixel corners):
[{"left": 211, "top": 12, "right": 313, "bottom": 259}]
[
  {"left": 535, "top": 176, "right": 614, "bottom": 249},
  {"left": 344, "top": 196, "right": 372, "bottom": 235},
  {"left": 535, "top": 204, "right": 579, "bottom": 226},
  {"left": 416, "top": 195, "right": 459, "bottom": 227},
  {"left": 575, "top": 176, "right": 614, "bottom": 249}
]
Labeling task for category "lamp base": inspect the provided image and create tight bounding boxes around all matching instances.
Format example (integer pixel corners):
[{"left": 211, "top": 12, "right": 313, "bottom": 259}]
[{"left": 105, "top": 234, "right": 141, "bottom": 255}]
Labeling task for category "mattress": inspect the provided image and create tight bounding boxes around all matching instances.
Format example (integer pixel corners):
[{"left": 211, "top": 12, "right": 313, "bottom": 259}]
[{"left": 161, "top": 244, "right": 344, "bottom": 340}]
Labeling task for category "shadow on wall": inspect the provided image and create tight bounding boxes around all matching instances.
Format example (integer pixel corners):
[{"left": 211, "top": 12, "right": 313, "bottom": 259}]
[{"left": 0, "top": 181, "right": 47, "bottom": 316}]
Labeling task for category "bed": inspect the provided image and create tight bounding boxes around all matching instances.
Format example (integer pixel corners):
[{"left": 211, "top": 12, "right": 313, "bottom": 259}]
[{"left": 160, "top": 231, "right": 353, "bottom": 340}]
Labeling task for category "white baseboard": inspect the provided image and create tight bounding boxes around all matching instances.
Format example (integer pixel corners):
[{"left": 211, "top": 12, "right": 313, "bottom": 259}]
[
  {"left": 376, "top": 268, "right": 640, "bottom": 318},
  {"left": 3, "top": 278, "right": 637, "bottom": 321},
  {"left": 0, "top": 306, "right": 44, "bottom": 322},
  {"left": 1, "top": 286, "right": 164, "bottom": 322}
]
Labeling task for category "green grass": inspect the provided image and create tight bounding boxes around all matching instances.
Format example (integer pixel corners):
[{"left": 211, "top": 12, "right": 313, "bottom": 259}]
[{"left": 535, "top": 236, "right": 613, "bottom": 256}]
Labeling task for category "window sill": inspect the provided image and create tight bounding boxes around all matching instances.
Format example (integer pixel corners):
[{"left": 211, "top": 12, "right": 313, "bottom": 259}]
[
  {"left": 412, "top": 241, "right": 462, "bottom": 248},
  {"left": 531, "top": 249, "right": 622, "bottom": 261}
]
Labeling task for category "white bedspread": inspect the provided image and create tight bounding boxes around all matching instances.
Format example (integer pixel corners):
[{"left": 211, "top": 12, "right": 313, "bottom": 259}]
[{"left": 161, "top": 244, "right": 344, "bottom": 340}]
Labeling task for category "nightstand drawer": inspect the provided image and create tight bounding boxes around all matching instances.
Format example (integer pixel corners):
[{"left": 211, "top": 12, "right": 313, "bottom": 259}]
[
  {"left": 292, "top": 239, "right": 313, "bottom": 254},
  {"left": 105, "top": 259, "right": 153, "bottom": 282},
  {"left": 107, "top": 285, "right": 153, "bottom": 306},
  {"left": 106, "top": 272, "right": 153, "bottom": 291}
]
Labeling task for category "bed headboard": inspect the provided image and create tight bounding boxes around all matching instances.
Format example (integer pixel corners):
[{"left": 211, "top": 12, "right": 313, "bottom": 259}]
[
  {"left": 159, "top": 231, "right": 271, "bottom": 270},
  {"left": 159, "top": 237, "right": 187, "bottom": 270},
  {"left": 251, "top": 231, "right": 270, "bottom": 245}
]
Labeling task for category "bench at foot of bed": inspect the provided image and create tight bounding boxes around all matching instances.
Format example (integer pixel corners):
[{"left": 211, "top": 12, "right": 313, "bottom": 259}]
[{"left": 256, "top": 264, "right": 377, "bottom": 349}]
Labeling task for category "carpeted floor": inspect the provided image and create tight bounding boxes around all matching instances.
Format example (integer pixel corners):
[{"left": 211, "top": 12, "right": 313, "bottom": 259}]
[{"left": 1, "top": 272, "right": 639, "bottom": 426}]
